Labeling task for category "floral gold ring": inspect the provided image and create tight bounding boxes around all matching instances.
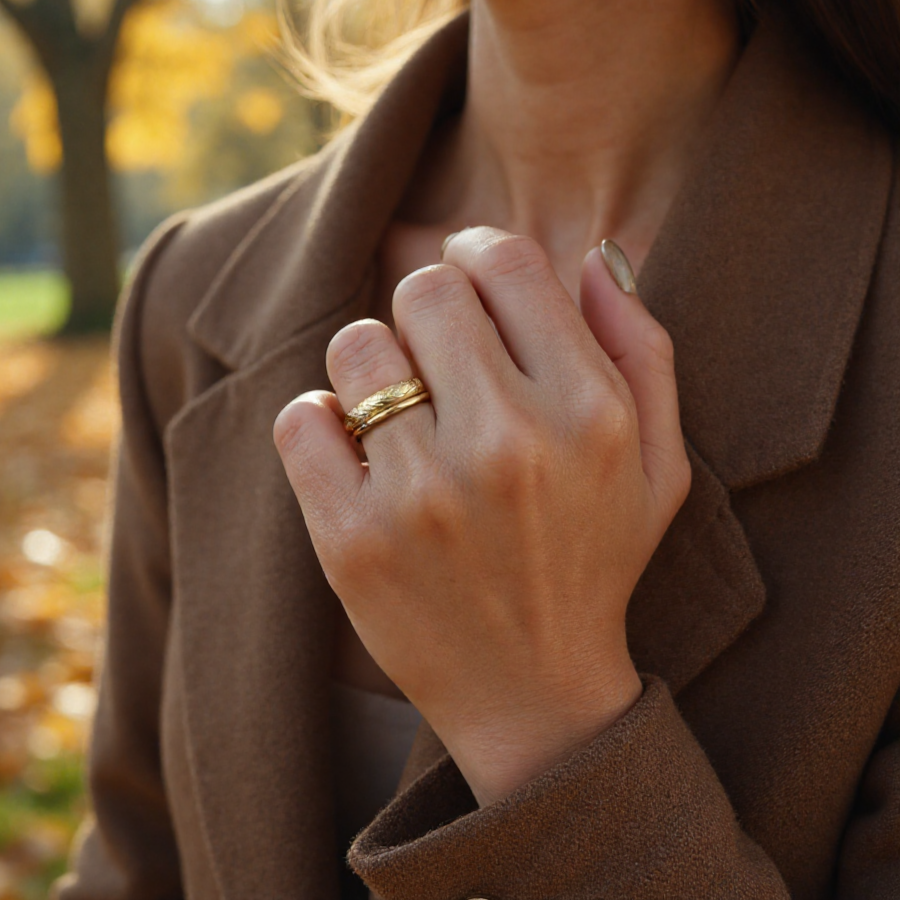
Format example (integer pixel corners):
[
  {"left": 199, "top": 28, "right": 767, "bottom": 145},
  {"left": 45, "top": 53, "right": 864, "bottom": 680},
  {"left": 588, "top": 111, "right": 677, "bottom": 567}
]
[{"left": 343, "top": 377, "right": 431, "bottom": 440}]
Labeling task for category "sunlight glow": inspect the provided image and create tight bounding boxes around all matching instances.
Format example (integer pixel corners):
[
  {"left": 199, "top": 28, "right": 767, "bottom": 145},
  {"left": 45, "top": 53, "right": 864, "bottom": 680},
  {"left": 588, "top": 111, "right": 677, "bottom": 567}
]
[{"left": 21, "top": 529, "right": 65, "bottom": 567}]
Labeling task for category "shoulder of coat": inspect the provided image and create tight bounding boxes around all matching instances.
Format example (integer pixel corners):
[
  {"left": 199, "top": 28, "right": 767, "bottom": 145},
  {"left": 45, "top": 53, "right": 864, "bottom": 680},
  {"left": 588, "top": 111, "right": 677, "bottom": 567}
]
[{"left": 112, "top": 141, "right": 341, "bottom": 430}]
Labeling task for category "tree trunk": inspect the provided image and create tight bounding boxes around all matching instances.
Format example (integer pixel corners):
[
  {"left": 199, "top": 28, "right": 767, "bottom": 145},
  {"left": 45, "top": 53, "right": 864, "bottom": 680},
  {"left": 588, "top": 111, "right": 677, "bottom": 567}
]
[
  {"left": 0, "top": 0, "right": 137, "bottom": 332},
  {"left": 53, "top": 55, "right": 121, "bottom": 333}
]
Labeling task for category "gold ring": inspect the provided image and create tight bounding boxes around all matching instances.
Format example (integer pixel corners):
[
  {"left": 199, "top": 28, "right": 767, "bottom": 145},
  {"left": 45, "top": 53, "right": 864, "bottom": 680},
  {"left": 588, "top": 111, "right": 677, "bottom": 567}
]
[{"left": 344, "top": 377, "right": 430, "bottom": 440}]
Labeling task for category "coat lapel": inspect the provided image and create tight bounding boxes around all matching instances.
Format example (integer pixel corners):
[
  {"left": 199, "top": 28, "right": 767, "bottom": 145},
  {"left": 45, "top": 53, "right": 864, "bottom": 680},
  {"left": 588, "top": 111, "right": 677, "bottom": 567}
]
[
  {"left": 186, "top": 14, "right": 470, "bottom": 373},
  {"left": 626, "top": 444, "right": 765, "bottom": 694},
  {"left": 166, "top": 298, "right": 369, "bottom": 899},
  {"left": 637, "top": 12, "right": 893, "bottom": 491},
  {"left": 622, "top": 12, "right": 893, "bottom": 692},
  {"left": 164, "top": 22, "right": 470, "bottom": 895},
  {"left": 163, "top": 8, "right": 893, "bottom": 892}
]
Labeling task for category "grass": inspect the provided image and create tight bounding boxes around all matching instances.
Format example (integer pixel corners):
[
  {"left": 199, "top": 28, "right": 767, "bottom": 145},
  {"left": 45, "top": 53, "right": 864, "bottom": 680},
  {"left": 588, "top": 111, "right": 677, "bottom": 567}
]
[
  {"left": 0, "top": 269, "right": 71, "bottom": 341},
  {"left": 0, "top": 755, "right": 86, "bottom": 899},
  {"left": 0, "top": 757, "right": 85, "bottom": 846}
]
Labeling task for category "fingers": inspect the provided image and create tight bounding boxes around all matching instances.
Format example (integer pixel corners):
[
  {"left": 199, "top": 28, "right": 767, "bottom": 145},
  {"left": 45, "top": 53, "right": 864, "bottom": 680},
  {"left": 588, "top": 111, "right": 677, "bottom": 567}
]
[
  {"left": 579, "top": 244, "right": 690, "bottom": 511},
  {"left": 441, "top": 227, "right": 597, "bottom": 380},
  {"left": 273, "top": 390, "right": 364, "bottom": 527},
  {"left": 326, "top": 318, "right": 434, "bottom": 463},
  {"left": 391, "top": 264, "right": 516, "bottom": 428}
]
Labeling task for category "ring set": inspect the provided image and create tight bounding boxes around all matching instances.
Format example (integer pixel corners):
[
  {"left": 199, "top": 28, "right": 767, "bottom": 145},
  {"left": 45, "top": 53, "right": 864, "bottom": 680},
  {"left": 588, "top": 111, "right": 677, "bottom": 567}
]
[{"left": 343, "top": 377, "right": 430, "bottom": 440}]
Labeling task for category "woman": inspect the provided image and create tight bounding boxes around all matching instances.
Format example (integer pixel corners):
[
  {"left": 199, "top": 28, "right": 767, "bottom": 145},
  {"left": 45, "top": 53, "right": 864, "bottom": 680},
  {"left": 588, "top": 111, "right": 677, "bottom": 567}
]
[{"left": 57, "top": 0, "right": 897, "bottom": 898}]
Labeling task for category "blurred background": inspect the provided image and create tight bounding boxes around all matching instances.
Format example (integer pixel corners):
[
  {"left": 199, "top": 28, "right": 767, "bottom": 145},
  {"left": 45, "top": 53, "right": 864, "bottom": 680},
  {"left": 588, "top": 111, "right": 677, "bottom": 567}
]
[{"left": 0, "top": 0, "right": 330, "bottom": 894}]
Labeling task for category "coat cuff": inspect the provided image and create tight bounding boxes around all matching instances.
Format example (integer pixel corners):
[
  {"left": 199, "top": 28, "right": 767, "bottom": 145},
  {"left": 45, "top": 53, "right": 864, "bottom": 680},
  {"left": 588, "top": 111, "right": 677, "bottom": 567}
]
[{"left": 349, "top": 676, "right": 788, "bottom": 899}]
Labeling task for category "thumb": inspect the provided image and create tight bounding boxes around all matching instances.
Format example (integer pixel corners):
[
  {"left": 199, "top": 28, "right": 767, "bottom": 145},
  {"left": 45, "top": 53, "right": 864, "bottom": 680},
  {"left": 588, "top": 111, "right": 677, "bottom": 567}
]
[{"left": 580, "top": 240, "right": 690, "bottom": 513}]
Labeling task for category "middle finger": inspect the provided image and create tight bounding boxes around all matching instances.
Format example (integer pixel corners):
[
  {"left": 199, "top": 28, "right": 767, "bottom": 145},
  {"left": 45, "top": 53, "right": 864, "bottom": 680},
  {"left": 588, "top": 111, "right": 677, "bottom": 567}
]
[{"left": 441, "top": 227, "right": 601, "bottom": 383}]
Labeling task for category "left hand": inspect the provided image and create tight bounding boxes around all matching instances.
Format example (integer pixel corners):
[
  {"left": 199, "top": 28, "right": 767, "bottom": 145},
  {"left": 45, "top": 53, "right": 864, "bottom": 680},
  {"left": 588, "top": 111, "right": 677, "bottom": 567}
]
[{"left": 274, "top": 227, "right": 690, "bottom": 806}]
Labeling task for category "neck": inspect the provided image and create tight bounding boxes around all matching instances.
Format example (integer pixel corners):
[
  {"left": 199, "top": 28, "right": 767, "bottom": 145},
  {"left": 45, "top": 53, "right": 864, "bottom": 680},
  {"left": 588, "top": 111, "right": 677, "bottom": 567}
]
[{"left": 416, "top": 0, "right": 741, "bottom": 288}]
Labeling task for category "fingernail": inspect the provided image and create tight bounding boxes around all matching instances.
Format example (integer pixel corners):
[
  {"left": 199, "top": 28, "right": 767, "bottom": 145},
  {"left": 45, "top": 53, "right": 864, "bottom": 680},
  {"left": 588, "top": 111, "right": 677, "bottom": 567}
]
[
  {"left": 440, "top": 231, "right": 459, "bottom": 259},
  {"left": 600, "top": 239, "right": 637, "bottom": 294}
]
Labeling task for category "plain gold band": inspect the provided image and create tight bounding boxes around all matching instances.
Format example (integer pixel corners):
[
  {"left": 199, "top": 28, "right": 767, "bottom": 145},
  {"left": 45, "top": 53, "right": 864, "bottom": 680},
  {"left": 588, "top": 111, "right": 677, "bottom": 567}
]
[{"left": 349, "top": 390, "right": 431, "bottom": 439}]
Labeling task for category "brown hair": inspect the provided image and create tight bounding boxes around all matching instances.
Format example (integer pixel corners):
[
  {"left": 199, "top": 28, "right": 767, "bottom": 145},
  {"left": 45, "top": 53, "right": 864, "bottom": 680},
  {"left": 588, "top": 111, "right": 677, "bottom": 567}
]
[
  {"left": 283, "top": 0, "right": 898, "bottom": 130},
  {"left": 773, "top": 0, "right": 898, "bottom": 128}
]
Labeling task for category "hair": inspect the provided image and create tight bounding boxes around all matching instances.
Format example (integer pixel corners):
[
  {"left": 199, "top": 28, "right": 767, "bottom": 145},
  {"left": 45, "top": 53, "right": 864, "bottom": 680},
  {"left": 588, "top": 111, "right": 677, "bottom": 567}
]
[{"left": 280, "top": 0, "right": 898, "bottom": 130}]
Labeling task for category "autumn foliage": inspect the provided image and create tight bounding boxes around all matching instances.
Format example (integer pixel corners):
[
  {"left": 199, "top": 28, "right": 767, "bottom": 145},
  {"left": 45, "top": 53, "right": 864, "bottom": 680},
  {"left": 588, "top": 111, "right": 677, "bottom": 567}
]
[
  {"left": 11, "top": 2, "right": 291, "bottom": 174},
  {"left": 0, "top": 339, "right": 116, "bottom": 897},
  {"left": 0, "top": 2, "right": 330, "bottom": 893}
]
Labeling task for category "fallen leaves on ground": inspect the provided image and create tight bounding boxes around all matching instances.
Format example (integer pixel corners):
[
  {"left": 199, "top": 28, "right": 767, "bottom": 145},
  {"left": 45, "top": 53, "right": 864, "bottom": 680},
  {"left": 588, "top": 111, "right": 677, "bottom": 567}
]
[{"left": 0, "top": 336, "right": 116, "bottom": 899}]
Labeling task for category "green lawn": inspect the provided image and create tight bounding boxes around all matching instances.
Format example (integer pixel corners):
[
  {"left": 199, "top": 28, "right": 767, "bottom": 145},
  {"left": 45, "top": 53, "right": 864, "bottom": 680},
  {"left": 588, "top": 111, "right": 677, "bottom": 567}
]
[
  {"left": 0, "top": 755, "right": 86, "bottom": 899},
  {"left": 0, "top": 269, "right": 71, "bottom": 340}
]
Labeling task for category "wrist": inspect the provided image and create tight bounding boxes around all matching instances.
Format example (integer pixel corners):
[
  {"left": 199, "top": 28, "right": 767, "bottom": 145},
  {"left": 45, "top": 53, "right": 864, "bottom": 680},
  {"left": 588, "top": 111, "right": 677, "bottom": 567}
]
[{"left": 448, "top": 662, "right": 642, "bottom": 808}]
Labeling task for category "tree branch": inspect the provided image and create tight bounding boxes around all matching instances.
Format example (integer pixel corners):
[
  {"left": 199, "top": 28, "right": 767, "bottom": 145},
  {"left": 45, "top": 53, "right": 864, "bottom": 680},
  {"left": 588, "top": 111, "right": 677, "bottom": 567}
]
[
  {"left": 16, "top": 0, "right": 76, "bottom": 39},
  {"left": 0, "top": 0, "right": 80, "bottom": 78},
  {"left": 105, "top": 0, "right": 137, "bottom": 42},
  {"left": 0, "top": 0, "right": 44, "bottom": 42},
  {"left": 97, "top": 0, "right": 140, "bottom": 78}
]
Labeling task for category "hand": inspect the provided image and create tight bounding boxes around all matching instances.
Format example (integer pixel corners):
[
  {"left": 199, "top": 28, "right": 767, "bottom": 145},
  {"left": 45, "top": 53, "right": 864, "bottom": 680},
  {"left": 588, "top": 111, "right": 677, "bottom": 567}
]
[{"left": 274, "top": 228, "right": 690, "bottom": 806}]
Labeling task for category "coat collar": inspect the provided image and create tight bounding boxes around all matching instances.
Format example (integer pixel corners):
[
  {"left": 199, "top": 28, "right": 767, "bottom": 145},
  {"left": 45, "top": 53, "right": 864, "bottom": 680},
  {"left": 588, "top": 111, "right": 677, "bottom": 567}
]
[
  {"left": 186, "top": 9, "right": 892, "bottom": 493},
  {"left": 186, "top": 13, "right": 469, "bottom": 373},
  {"left": 637, "top": 14, "right": 893, "bottom": 489}
]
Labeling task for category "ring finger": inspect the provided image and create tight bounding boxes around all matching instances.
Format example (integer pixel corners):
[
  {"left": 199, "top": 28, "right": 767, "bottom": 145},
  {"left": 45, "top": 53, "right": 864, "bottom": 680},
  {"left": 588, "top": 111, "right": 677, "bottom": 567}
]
[{"left": 326, "top": 318, "right": 435, "bottom": 466}]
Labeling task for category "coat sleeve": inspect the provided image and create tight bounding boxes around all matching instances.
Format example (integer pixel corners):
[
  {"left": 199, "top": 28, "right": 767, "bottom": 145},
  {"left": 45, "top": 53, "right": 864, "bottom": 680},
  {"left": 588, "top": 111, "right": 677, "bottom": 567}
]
[
  {"left": 352, "top": 683, "right": 899, "bottom": 901},
  {"left": 53, "top": 217, "right": 189, "bottom": 900},
  {"left": 836, "top": 694, "right": 900, "bottom": 899},
  {"left": 349, "top": 676, "right": 791, "bottom": 899}
]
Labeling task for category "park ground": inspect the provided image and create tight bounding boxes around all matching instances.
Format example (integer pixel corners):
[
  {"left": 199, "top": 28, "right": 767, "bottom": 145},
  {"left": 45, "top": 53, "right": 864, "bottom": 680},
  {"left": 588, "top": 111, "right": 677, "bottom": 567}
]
[{"left": 0, "top": 270, "right": 112, "bottom": 898}]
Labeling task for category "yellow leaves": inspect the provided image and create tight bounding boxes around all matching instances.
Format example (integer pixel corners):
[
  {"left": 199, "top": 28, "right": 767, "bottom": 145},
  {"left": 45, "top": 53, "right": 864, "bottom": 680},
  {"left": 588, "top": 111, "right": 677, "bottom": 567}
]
[
  {"left": 0, "top": 343, "right": 55, "bottom": 410},
  {"left": 0, "top": 337, "right": 113, "bottom": 736},
  {"left": 59, "top": 359, "right": 119, "bottom": 450},
  {"left": 71, "top": 0, "right": 118, "bottom": 38},
  {"left": 0, "top": 673, "right": 44, "bottom": 714},
  {"left": 9, "top": 75, "right": 61, "bottom": 173},
  {"left": 9, "top": 0, "right": 285, "bottom": 173},
  {"left": 0, "top": 338, "right": 111, "bottom": 896},
  {"left": 0, "top": 676, "right": 93, "bottom": 756},
  {"left": 107, "top": 0, "right": 236, "bottom": 169},
  {"left": 105, "top": 2, "right": 285, "bottom": 169},
  {"left": 236, "top": 86, "right": 284, "bottom": 133},
  {"left": 240, "top": 8, "right": 282, "bottom": 52}
]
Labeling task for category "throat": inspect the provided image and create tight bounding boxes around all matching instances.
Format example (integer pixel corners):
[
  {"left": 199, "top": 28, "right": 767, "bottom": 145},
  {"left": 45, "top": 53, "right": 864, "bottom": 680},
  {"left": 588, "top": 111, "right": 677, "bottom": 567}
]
[{"left": 376, "top": 0, "right": 742, "bottom": 314}]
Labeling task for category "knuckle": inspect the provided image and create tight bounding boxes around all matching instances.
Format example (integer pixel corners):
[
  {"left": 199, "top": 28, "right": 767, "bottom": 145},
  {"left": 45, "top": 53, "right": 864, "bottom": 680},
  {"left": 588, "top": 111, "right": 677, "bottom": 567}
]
[
  {"left": 566, "top": 379, "right": 607, "bottom": 422},
  {"left": 474, "top": 416, "right": 550, "bottom": 494},
  {"left": 567, "top": 379, "right": 635, "bottom": 443},
  {"left": 393, "top": 264, "right": 470, "bottom": 318},
  {"left": 577, "top": 386, "right": 637, "bottom": 452},
  {"left": 641, "top": 322, "right": 676, "bottom": 372},
  {"left": 328, "top": 320, "right": 396, "bottom": 385},
  {"left": 404, "top": 464, "right": 465, "bottom": 536},
  {"left": 273, "top": 397, "right": 318, "bottom": 460},
  {"left": 673, "top": 452, "right": 692, "bottom": 504},
  {"left": 333, "top": 513, "right": 392, "bottom": 579},
  {"left": 602, "top": 392, "right": 637, "bottom": 446},
  {"left": 478, "top": 234, "right": 551, "bottom": 285}
]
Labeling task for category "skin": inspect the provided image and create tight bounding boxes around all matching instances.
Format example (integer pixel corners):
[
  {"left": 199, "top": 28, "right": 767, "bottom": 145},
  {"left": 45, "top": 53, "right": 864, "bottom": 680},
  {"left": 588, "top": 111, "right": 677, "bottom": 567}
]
[{"left": 274, "top": 0, "right": 741, "bottom": 807}]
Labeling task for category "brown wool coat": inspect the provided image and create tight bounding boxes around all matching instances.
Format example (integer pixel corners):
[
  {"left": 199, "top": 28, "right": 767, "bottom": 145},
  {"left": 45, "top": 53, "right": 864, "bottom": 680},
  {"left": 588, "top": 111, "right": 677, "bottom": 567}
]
[{"left": 56, "top": 11, "right": 898, "bottom": 901}]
